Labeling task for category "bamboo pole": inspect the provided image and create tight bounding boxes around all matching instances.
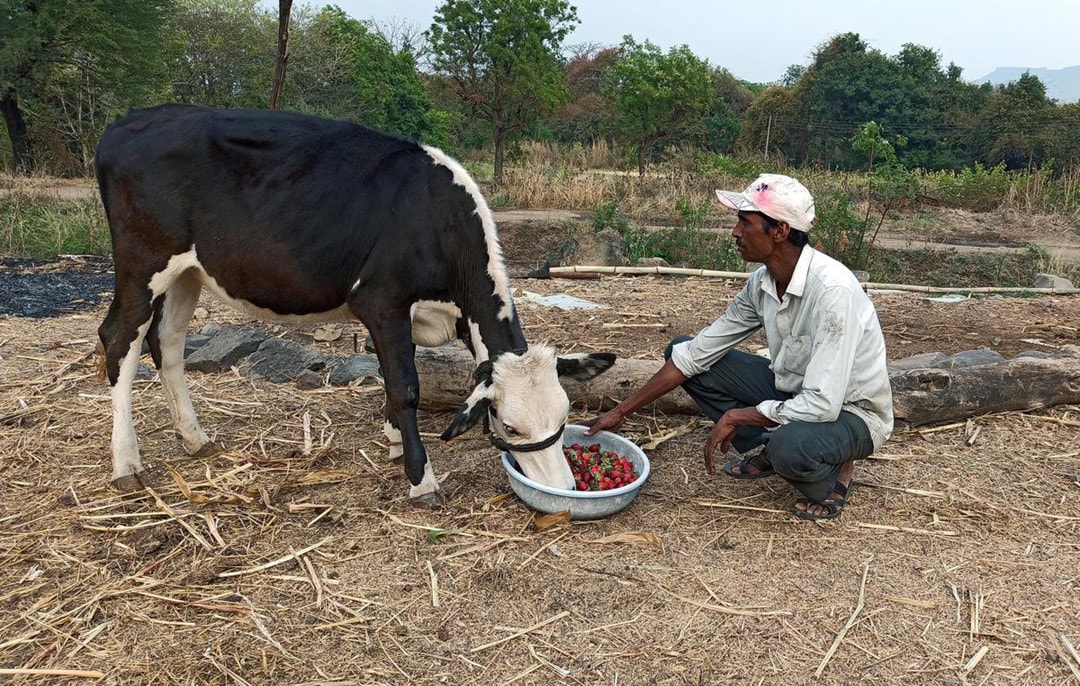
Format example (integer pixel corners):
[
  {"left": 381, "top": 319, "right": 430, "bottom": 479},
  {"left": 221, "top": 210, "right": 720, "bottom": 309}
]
[{"left": 545, "top": 265, "right": 1080, "bottom": 295}]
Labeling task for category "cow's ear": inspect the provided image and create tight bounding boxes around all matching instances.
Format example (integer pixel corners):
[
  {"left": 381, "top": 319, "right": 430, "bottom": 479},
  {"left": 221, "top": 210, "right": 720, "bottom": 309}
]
[
  {"left": 441, "top": 381, "right": 493, "bottom": 441},
  {"left": 556, "top": 352, "right": 616, "bottom": 381}
]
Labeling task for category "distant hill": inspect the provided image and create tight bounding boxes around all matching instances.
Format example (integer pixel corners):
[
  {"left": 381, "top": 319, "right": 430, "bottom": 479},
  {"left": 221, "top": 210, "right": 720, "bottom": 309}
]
[{"left": 974, "top": 66, "right": 1080, "bottom": 104}]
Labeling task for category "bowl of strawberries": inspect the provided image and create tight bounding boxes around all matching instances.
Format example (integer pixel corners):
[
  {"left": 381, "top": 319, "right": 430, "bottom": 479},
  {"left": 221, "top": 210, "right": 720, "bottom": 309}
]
[{"left": 500, "top": 424, "right": 650, "bottom": 520}]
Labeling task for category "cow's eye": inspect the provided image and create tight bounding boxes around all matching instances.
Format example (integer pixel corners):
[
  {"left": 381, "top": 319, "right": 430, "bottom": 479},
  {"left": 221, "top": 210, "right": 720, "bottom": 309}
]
[{"left": 502, "top": 424, "right": 519, "bottom": 437}]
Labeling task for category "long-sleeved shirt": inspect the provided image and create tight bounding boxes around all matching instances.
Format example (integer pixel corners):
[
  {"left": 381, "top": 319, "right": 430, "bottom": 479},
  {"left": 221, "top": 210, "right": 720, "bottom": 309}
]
[{"left": 670, "top": 246, "right": 894, "bottom": 449}]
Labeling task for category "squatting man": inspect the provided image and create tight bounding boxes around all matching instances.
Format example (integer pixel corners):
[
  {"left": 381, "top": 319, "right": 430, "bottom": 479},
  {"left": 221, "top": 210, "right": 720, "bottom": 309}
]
[{"left": 586, "top": 174, "right": 893, "bottom": 519}]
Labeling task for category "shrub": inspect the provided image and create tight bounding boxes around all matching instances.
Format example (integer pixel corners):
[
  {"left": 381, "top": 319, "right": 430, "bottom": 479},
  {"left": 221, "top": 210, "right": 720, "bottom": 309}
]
[{"left": 0, "top": 191, "right": 111, "bottom": 257}]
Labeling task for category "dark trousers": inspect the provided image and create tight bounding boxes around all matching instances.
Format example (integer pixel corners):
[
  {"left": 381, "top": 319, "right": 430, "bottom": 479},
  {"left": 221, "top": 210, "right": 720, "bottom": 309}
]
[{"left": 665, "top": 336, "right": 874, "bottom": 502}]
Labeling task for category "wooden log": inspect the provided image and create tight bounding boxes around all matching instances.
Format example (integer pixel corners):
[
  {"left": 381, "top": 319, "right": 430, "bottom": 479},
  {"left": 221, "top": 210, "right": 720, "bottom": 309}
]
[
  {"left": 889, "top": 345, "right": 1080, "bottom": 427},
  {"left": 414, "top": 344, "right": 1080, "bottom": 427}
]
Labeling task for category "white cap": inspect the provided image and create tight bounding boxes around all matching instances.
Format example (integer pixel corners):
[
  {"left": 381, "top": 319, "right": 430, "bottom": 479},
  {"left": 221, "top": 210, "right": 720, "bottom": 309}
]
[{"left": 715, "top": 173, "right": 816, "bottom": 233}]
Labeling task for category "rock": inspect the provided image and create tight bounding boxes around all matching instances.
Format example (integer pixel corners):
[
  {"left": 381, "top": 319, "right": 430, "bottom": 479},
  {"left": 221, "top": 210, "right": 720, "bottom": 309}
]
[
  {"left": 1013, "top": 350, "right": 1054, "bottom": 360},
  {"left": 567, "top": 228, "right": 628, "bottom": 266},
  {"left": 328, "top": 354, "right": 383, "bottom": 386},
  {"left": 887, "top": 352, "right": 947, "bottom": 371},
  {"left": 1033, "top": 273, "right": 1075, "bottom": 291},
  {"left": 295, "top": 369, "right": 324, "bottom": 390},
  {"left": 241, "top": 338, "right": 327, "bottom": 383},
  {"left": 635, "top": 257, "right": 670, "bottom": 268},
  {"left": 185, "top": 326, "right": 267, "bottom": 372},
  {"left": 850, "top": 269, "right": 870, "bottom": 283},
  {"left": 135, "top": 362, "right": 154, "bottom": 381},
  {"left": 183, "top": 334, "right": 212, "bottom": 359},
  {"left": 936, "top": 348, "right": 1006, "bottom": 369}
]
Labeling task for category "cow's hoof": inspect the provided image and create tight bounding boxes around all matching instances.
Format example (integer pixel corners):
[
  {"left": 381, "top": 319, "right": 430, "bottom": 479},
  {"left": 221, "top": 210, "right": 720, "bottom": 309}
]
[
  {"left": 111, "top": 472, "right": 149, "bottom": 493},
  {"left": 191, "top": 441, "right": 221, "bottom": 458},
  {"left": 410, "top": 490, "right": 447, "bottom": 509}
]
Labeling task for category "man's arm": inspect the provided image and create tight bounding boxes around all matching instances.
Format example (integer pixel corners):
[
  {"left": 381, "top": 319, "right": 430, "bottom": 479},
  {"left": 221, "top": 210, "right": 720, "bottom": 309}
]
[{"left": 583, "top": 359, "right": 688, "bottom": 436}]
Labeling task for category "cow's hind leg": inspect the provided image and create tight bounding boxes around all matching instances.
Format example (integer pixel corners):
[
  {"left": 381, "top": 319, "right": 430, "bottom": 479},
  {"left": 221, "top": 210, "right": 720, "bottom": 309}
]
[
  {"left": 99, "top": 283, "right": 156, "bottom": 491},
  {"left": 151, "top": 270, "right": 214, "bottom": 456}
]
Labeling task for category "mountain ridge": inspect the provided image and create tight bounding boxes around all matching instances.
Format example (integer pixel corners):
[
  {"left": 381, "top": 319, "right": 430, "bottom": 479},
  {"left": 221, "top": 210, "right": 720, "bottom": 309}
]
[{"left": 974, "top": 65, "right": 1080, "bottom": 103}]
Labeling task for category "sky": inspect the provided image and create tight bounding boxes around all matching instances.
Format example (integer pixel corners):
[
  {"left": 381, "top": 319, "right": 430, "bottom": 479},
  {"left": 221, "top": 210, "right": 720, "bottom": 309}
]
[{"left": 280, "top": 0, "right": 1080, "bottom": 84}]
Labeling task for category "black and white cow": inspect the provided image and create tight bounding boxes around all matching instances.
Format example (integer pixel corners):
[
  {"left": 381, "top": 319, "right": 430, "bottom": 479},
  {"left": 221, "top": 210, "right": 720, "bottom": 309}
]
[{"left": 94, "top": 104, "right": 615, "bottom": 506}]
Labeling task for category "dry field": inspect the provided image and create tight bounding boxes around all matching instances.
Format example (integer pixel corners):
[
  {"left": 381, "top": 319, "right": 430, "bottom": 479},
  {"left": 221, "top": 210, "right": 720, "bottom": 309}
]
[{"left": 1, "top": 224, "right": 1079, "bottom": 685}]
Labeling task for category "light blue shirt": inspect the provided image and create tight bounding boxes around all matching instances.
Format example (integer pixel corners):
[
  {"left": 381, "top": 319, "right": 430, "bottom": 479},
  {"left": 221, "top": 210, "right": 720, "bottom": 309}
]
[{"left": 670, "top": 246, "right": 894, "bottom": 449}]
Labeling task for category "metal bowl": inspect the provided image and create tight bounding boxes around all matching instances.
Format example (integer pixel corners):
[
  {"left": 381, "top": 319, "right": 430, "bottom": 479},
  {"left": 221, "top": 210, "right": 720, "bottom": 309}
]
[{"left": 501, "top": 424, "right": 650, "bottom": 520}]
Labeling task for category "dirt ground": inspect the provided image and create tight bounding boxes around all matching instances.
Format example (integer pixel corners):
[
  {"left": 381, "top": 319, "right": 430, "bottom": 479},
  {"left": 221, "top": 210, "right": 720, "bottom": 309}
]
[{"left": 1, "top": 219, "right": 1079, "bottom": 685}]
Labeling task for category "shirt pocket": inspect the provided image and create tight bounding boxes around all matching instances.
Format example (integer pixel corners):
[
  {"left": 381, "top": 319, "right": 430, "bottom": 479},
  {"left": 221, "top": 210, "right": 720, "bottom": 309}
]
[{"left": 777, "top": 335, "right": 811, "bottom": 374}]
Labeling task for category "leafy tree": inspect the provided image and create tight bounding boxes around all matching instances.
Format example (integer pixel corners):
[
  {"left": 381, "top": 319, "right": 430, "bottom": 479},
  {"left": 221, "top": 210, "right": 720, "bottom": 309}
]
[
  {"left": 427, "top": 0, "right": 579, "bottom": 185},
  {"left": 704, "top": 68, "right": 753, "bottom": 153},
  {"left": 286, "top": 7, "right": 441, "bottom": 142},
  {"left": 542, "top": 45, "right": 618, "bottom": 146},
  {"left": 169, "top": 0, "right": 276, "bottom": 108},
  {"left": 602, "top": 36, "right": 712, "bottom": 175},
  {"left": 0, "top": 0, "right": 174, "bottom": 174},
  {"left": 736, "top": 84, "right": 798, "bottom": 162},
  {"left": 972, "top": 73, "right": 1055, "bottom": 169}
]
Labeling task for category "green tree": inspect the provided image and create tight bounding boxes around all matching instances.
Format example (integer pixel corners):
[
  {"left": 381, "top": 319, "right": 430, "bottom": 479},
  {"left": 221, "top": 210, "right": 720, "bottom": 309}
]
[
  {"left": 973, "top": 73, "right": 1054, "bottom": 169},
  {"left": 169, "top": 0, "right": 276, "bottom": 108},
  {"left": 286, "top": 7, "right": 440, "bottom": 142},
  {"left": 736, "top": 84, "right": 797, "bottom": 162},
  {"left": 542, "top": 45, "right": 618, "bottom": 146},
  {"left": 0, "top": 0, "right": 174, "bottom": 174},
  {"left": 602, "top": 36, "right": 713, "bottom": 175},
  {"left": 427, "top": 0, "right": 579, "bottom": 185}
]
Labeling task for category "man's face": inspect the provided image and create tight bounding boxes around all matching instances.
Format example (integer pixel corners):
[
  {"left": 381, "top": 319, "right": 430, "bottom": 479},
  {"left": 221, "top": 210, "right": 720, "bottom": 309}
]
[{"left": 731, "top": 211, "right": 777, "bottom": 262}]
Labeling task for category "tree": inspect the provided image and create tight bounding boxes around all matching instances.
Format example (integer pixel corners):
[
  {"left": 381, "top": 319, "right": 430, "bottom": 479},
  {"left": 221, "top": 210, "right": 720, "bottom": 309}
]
[
  {"left": 169, "top": 0, "right": 276, "bottom": 108},
  {"left": 427, "top": 0, "right": 579, "bottom": 185},
  {"left": 543, "top": 45, "right": 618, "bottom": 146},
  {"left": 285, "top": 7, "right": 440, "bottom": 143},
  {"left": 973, "top": 73, "right": 1054, "bottom": 169},
  {"left": 602, "top": 36, "right": 712, "bottom": 175},
  {"left": 0, "top": 0, "right": 174, "bottom": 174}
]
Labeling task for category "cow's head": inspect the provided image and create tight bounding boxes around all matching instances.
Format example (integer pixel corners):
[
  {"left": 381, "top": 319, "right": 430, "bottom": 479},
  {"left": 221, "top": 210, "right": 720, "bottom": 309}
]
[{"left": 441, "top": 344, "right": 616, "bottom": 489}]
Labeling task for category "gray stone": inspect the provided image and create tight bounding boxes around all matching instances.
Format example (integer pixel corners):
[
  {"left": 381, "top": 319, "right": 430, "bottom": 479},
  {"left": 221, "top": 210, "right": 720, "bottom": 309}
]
[
  {"left": 635, "top": 257, "right": 670, "bottom": 268},
  {"left": 135, "top": 362, "right": 154, "bottom": 381},
  {"left": 850, "top": 269, "right": 870, "bottom": 283},
  {"left": 295, "top": 369, "right": 324, "bottom": 390},
  {"left": 936, "top": 348, "right": 1006, "bottom": 369},
  {"left": 185, "top": 326, "right": 268, "bottom": 373},
  {"left": 183, "top": 334, "right": 212, "bottom": 359},
  {"left": 328, "top": 354, "right": 383, "bottom": 387},
  {"left": 1033, "top": 273, "right": 1075, "bottom": 291},
  {"left": 1012, "top": 350, "right": 1054, "bottom": 360},
  {"left": 568, "top": 228, "right": 629, "bottom": 267},
  {"left": 199, "top": 322, "right": 222, "bottom": 336},
  {"left": 887, "top": 352, "right": 948, "bottom": 371},
  {"left": 241, "top": 338, "right": 327, "bottom": 383}
]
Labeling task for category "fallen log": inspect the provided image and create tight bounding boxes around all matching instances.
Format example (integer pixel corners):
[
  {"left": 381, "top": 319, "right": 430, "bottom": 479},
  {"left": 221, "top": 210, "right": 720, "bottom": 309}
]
[{"left": 414, "top": 345, "right": 1080, "bottom": 428}]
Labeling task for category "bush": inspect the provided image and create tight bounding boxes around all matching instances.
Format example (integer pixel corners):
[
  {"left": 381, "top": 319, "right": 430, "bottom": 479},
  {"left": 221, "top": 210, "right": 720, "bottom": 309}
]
[
  {"left": 621, "top": 226, "right": 741, "bottom": 271},
  {"left": 0, "top": 192, "right": 111, "bottom": 257}
]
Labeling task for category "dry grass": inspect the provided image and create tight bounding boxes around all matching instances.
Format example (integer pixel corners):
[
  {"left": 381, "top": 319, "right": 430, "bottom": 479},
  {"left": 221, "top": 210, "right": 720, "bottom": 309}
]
[{"left": 1, "top": 272, "right": 1079, "bottom": 684}]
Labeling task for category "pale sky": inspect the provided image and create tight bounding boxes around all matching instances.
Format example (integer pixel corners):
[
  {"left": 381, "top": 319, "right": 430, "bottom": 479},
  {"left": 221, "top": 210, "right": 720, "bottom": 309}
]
[{"left": 280, "top": 0, "right": 1079, "bottom": 83}]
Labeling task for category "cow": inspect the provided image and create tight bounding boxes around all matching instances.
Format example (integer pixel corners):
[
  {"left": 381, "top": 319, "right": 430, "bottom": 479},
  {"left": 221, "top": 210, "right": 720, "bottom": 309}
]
[{"left": 94, "top": 104, "right": 615, "bottom": 506}]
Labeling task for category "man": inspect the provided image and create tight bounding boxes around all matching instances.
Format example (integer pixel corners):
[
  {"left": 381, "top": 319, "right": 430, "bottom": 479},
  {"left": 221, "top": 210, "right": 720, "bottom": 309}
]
[{"left": 586, "top": 174, "right": 893, "bottom": 520}]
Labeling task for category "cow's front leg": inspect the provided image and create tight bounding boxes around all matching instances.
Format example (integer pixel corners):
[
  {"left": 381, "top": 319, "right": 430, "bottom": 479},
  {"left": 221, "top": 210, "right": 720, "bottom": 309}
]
[{"left": 362, "top": 315, "right": 445, "bottom": 507}]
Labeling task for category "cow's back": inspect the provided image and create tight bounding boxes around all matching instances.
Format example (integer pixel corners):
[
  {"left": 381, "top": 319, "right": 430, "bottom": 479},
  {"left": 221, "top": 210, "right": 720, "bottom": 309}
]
[{"left": 96, "top": 105, "right": 472, "bottom": 316}]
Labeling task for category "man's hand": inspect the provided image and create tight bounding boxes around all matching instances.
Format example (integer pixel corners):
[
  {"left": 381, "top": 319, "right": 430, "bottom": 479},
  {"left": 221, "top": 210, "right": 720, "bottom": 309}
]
[
  {"left": 582, "top": 407, "right": 626, "bottom": 436},
  {"left": 704, "top": 406, "right": 778, "bottom": 474},
  {"left": 704, "top": 412, "right": 740, "bottom": 473}
]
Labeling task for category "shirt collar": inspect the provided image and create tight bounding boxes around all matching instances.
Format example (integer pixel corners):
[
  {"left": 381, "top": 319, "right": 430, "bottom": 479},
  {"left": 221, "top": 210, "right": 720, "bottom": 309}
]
[{"left": 761, "top": 245, "right": 815, "bottom": 300}]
